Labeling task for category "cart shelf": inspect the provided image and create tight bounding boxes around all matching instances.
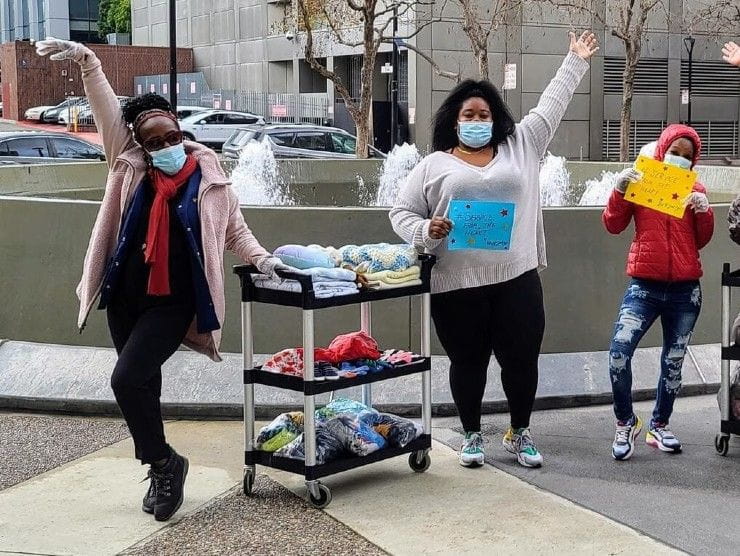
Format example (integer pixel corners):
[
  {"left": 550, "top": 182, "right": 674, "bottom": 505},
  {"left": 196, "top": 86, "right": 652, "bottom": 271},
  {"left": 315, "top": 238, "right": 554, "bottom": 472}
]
[
  {"left": 245, "top": 358, "right": 431, "bottom": 395},
  {"left": 246, "top": 435, "right": 432, "bottom": 481}
]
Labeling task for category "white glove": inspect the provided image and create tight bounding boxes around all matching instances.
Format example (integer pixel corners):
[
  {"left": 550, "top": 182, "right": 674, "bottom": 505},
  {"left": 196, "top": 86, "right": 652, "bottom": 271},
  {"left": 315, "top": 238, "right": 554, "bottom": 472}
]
[
  {"left": 35, "top": 37, "right": 93, "bottom": 65},
  {"left": 685, "top": 191, "right": 709, "bottom": 213},
  {"left": 615, "top": 167, "right": 642, "bottom": 194},
  {"left": 255, "top": 256, "right": 294, "bottom": 282}
]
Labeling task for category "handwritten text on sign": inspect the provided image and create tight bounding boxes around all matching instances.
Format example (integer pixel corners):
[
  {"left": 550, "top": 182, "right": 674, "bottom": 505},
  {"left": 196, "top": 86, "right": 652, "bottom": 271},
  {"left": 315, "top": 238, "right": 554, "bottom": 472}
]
[
  {"left": 625, "top": 155, "right": 697, "bottom": 218},
  {"left": 448, "top": 200, "right": 516, "bottom": 251}
]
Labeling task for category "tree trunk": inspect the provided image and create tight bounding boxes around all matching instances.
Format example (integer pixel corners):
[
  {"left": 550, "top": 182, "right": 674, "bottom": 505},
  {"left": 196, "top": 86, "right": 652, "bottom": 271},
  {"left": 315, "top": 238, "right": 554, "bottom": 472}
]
[
  {"left": 477, "top": 49, "right": 489, "bottom": 81},
  {"left": 620, "top": 62, "right": 637, "bottom": 162},
  {"left": 355, "top": 117, "right": 370, "bottom": 160}
]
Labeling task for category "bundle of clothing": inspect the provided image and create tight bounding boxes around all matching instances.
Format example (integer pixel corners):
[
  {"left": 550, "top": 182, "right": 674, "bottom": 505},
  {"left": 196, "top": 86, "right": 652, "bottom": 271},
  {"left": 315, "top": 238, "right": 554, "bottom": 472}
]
[
  {"left": 252, "top": 243, "right": 420, "bottom": 298},
  {"left": 261, "top": 331, "right": 423, "bottom": 380},
  {"left": 251, "top": 267, "right": 360, "bottom": 299},
  {"left": 255, "top": 398, "right": 424, "bottom": 464}
]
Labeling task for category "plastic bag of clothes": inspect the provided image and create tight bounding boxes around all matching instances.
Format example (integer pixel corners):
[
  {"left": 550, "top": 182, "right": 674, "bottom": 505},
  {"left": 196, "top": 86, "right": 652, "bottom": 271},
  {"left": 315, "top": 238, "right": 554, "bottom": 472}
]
[
  {"left": 255, "top": 412, "right": 304, "bottom": 452},
  {"left": 358, "top": 411, "right": 423, "bottom": 448},
  {"left": 718, "top": 365, "right": 740, "bottom": 420},
  {"left": 274, "top": 423, "right": 345, "bottom": 464},
  {"left": 326, "top": 331, "right": 381, "bottom": 364},
  {"left": 315, "top": 397, "right": 375, "bottom": 422},
  {"left": 323, "top": 414, "right": 387, "bottom": 456}
]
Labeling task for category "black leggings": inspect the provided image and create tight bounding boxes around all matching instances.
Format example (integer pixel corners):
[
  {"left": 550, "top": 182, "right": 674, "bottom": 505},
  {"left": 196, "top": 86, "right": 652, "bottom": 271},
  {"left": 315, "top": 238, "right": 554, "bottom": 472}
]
[
  {"left": 431, "top": 269, "right": 545, "bottom": 432},
  {"left": 107, "top": 300, "right": 195, "bottom": 464}
]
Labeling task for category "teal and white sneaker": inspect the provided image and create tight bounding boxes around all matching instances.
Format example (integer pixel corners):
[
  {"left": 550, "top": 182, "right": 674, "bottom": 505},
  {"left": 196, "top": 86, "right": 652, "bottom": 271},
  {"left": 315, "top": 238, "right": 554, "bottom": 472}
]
[
  {"left": 459, "top": 432, "right": 485, "bottom": 467},
  {"left": 503, "top": 427, "right": 543, "bottom": 468},
  {"left": 646, "top": 421, "right": 682, "bottom": 453}
]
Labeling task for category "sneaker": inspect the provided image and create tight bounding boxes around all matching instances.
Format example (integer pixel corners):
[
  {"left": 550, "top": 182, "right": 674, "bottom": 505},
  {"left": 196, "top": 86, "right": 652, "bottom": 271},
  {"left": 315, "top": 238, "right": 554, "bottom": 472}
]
[
  {"left": 503, "top": 427, "right": 543, "bottom": 468},
  {"left": 459, "top": 432, "right": 485, "bottom": 467},
  {"left": 612, "top": 415, "right": 643, "bottom": 461},
  {"left": 149, "top": 449, "right": 189, "bottom": 522},
  {"left": 646, "top": 422, "right": 682, "bottom": 453}
]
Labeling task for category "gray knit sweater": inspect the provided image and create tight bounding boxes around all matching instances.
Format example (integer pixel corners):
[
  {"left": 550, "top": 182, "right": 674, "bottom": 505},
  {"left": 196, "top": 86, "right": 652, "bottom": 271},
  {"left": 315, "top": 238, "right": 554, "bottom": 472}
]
[{"left": 390, "top": 52, "right": 590, "bottom": 294}]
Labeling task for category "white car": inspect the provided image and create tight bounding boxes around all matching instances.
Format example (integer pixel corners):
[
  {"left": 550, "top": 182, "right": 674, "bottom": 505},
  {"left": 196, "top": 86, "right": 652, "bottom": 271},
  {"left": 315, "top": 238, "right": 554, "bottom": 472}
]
[
  {"left": 58, "top": 96, "right": 129, "bottom": 125},
  {"left": 24, "top": 105, "right": 58, "bottom": 120},
  {"left": 179, "top": 110, "right": 265, "bottom": 147},
  {"left": 176, "top": 105, "right": 210, "bottom": 120}
]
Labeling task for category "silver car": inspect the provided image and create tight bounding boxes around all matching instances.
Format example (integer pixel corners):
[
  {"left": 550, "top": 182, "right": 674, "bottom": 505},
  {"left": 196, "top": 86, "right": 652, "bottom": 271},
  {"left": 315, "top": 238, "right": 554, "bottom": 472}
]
[
  {"left": 179, "top": 110, "right": 265, "bottom": 148},
  {"left": 0, "top": 131, "right": 105, "bottom": 164},
  {"left": 222, "top": 124, "right": 386, "bottom": 159}
]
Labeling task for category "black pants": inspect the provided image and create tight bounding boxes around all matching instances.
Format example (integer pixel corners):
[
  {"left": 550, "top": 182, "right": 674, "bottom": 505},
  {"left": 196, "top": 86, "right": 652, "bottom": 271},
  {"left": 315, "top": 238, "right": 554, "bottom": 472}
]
[
  {"left": 107, "top": 299, "right": 195, "bottom": 464},
  {"left": 431, "top": 269, "right": 545, "bottom": 432}
]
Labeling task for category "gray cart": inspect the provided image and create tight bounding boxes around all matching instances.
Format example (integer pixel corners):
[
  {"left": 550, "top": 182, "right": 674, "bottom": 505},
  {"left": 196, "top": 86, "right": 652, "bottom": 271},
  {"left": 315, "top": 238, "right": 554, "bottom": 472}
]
[
  {"left": 717, "top": 263, "right": 740, "bottom": 456},
  {"left": 234, "top": 254, "right": 436, "bottom": 507}
]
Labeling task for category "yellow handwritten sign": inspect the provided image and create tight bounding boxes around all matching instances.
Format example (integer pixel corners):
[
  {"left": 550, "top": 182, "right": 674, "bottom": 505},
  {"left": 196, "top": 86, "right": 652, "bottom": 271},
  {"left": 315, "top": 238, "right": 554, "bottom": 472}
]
[{"left": 624, "top": 155, "right": 697, "bottom": 218}]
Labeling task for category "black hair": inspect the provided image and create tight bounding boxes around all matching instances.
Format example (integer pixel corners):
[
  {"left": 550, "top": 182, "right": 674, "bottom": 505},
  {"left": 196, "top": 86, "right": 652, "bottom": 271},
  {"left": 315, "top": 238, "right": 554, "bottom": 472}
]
[
  {"left": 122, "top": 93, "right": 173, "bottom": 126},
  {"left": 431, "top": 79, "right": 515, "bottom": 152}
]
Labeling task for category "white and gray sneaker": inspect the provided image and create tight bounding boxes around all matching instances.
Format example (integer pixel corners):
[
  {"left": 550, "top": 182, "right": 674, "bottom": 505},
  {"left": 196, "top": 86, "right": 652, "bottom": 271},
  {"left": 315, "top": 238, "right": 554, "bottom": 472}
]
[
  {"left": 503, "top": 427, "right": 544, "bottom": 468},
  {"left": 459, "top": 432, "right": 485, "bottom": 467},
  {"left": 612, "top": 415, "right": 643, "bottom": 461},
  {"left": 646, "top": 422, "right": 682, "bottom": 453}
]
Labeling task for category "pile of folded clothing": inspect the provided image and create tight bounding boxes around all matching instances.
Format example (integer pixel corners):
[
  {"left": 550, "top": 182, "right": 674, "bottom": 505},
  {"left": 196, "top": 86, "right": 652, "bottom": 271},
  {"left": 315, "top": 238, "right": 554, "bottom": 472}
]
[
  {"left": 359, "top": 266, "right": 422, "bottom": 290},
  {"left": 255, "top": 398, "right": 424, "bottom": 464},
  {"left": 260, "top": 331, "right": 423, "bottom": 380},
  {"left": 251, "top": 266, "right": 360, "bottom": 299}
]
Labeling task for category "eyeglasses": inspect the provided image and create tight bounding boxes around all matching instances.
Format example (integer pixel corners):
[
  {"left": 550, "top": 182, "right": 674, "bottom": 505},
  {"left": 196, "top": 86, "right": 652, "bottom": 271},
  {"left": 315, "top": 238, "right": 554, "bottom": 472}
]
[{"left": 142, "top": 130, "right": 183, "bottom": 152}]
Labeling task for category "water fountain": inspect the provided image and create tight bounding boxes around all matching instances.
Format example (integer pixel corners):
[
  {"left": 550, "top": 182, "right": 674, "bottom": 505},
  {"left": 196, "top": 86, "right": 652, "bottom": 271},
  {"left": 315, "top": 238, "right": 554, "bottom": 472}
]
[
  {"left": 375, "top": 143, "right": 423, "bottom": 206},
  {"left": 230, "top": 140, "right": 293, "bottom": 206}
]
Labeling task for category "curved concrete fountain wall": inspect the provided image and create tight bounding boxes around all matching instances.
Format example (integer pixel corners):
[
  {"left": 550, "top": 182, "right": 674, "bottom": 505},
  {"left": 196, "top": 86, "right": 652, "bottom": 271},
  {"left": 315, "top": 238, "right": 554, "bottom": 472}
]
[{"left": 1, "top": 195, "right": 738, "bottom": 356}]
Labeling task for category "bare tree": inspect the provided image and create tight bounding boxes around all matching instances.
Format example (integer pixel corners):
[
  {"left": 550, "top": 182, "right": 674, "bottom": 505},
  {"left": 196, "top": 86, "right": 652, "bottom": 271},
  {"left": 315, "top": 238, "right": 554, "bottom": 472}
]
[
  {"left": 292, "top": 0, "right": 455, "bottom": 158},
  {"left": 441, "top": 0, "right": 522, "bottom": 80}
]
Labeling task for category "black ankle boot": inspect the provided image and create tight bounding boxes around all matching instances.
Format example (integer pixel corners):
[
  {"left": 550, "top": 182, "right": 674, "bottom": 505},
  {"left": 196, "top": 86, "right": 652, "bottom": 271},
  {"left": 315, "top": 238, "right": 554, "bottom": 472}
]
[
  {"left": 142, "top": 471, "right": 156, "bottom": 514},
  {"left": 149, "top": 449, "right": 189, "bottom": 522}
]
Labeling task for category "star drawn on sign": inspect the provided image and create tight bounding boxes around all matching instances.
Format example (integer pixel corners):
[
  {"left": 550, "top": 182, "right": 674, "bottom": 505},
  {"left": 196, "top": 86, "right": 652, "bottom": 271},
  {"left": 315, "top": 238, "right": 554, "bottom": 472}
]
[
  {"left": 630, "top": 192, "right": 636, "bottom": 198},
  {"left": 648, "top": 199, "right": 653, "bottom": 203},
  {"left": 672, "top": 193, "right": 679, "bottom": 200},
  {"left": 450, "top": 238, "right": 456, "bottom": 244},
  {"left": 465, "top": 204, "right": 471, "bottom": 209},
  {"left": 500, "top": 209, "right": 508, "bottom": 217}
]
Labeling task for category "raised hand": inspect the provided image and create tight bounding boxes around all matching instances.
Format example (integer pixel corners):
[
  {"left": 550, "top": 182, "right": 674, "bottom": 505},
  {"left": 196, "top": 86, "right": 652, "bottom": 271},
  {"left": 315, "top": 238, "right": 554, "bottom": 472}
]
[
  {"left": 685, "top": 191, "right": 709, "bottom": 213},
  {"left": 615, "top": 167, "right": 642, "bottom": 194},
  {"left": 569, "top": 31, "right": 599, "bottom": 60},
  {"left": 722, "top": 41, "right": 740, "bottom": 68},
  {"left": 35, "top": 37, "right": 92, "bottom": 65}
]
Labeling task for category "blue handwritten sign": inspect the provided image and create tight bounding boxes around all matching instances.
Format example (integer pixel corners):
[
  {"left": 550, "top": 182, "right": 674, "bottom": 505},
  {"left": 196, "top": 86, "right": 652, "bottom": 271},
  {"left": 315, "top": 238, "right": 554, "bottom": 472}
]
[{"left": 448, "top": 200, "right": 515, "bottom": 251}]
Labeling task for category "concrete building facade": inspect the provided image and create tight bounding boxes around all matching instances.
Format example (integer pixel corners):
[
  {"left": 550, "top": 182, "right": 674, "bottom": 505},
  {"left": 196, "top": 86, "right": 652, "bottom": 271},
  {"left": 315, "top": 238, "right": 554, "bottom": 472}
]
[
  {"left": 131, "top": 1, "right": 740, "bottom": 160},
  {"left": 0, "top": 0, "right": 103, "bottom": 43}
]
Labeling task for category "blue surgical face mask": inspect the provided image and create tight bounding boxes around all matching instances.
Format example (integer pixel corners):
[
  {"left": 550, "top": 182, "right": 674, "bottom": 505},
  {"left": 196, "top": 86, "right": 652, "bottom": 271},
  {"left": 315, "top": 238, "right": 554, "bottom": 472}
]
[
  {"left": 664, "top": 153, "right": 692, "bottom": 170},
  {"left": 150, "top": 143, "right": 187, "bottom": 175},
  {"left": 457, "top": 121, "right": 493, "bottom": 149}
]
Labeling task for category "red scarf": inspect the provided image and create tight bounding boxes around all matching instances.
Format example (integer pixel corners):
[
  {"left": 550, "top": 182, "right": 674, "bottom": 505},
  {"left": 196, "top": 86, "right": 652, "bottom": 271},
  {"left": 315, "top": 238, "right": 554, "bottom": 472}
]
[{"left": 144, "top": 155, "right": 198, "bottom": 295}]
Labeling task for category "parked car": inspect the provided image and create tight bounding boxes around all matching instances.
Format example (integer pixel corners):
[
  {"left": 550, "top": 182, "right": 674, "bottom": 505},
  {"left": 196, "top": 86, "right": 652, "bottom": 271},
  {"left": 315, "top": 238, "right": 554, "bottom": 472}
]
[
  {"left": 58, "top": 96, "right": 130, "bottom": 125},
  {"left": 222, "top": 124, "right": 386, "bottom": 160},
  {"left": 24, "top": 104, "right": 59, "bottom": 121},
  {"left": 43, "top": 97, "right": 86, "bottom": 124},
  {"left": 176, "top": 105, "right": 210, "bottom": 120},
  {"left": 179, "top": 110, "right": 265, "bottom": 148},
  {"left": 0, "top": 131, "right": 105, "bottom": 164}
]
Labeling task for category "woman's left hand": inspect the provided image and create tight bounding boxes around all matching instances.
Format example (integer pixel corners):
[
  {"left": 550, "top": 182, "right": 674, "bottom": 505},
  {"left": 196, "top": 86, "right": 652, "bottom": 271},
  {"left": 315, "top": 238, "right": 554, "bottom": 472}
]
[
  {"left": 685, "top": 192, "right": 710, "bottom": 213},
  {"left": 569, "top": 31, "right": 599, "bottom": 60}
]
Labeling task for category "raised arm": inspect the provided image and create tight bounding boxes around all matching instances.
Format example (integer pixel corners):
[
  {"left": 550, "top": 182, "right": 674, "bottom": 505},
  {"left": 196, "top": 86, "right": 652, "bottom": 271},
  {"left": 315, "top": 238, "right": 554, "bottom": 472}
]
[
  {"left": 35, "top": 38, "right": 134, "bottom": 166},
  {"left": 519, "top": 32, "right": 597, "bottom": 159}
]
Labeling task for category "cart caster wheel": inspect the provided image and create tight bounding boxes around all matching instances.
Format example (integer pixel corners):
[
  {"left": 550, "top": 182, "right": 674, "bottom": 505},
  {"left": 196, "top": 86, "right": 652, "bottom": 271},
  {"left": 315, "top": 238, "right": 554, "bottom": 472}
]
[
  {"left": 308, "top": 483, "right": 332, "bottom": 509},
  {"left": 715, "top": 434, "right": 730, "bottom": 456},
  {"left": 409, "top": 451, "right": 431, "bottom": 473},
  {"left": 243, "top": 469, "right": 255, "bottom": 495}
]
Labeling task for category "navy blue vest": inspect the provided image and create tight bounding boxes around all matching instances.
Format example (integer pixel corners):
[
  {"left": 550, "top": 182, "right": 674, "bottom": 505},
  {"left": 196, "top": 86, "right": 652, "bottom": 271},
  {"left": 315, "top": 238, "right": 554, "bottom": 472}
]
[{"left": 98, "top": 168, "right": 220, "bottom": 334}]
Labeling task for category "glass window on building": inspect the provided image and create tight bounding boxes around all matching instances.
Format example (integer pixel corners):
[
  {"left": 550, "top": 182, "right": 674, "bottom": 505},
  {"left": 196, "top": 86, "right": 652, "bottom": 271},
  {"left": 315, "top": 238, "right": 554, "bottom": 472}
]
[{"left": 69, "top": 0, "right": 103, "bottom": 43}]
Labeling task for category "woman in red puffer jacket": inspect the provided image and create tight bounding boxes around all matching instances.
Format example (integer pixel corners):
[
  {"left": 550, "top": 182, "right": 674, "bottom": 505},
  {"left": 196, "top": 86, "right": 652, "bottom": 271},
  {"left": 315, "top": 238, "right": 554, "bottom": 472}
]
[{"left": 602, "top": 124, "right": 714, "bottom": 462}]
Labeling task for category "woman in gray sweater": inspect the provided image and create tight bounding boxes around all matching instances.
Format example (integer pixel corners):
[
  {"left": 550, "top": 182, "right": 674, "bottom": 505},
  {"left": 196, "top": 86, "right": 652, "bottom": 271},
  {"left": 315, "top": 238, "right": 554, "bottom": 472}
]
[{"left": 390, "top": 31, "right": 598, "bottom": 468}]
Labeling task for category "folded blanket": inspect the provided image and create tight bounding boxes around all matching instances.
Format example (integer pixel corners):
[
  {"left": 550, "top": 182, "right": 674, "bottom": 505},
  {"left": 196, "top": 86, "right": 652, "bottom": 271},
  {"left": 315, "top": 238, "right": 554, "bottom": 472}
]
[
  {"left": 339, "top": 243, "right": 417, "bottom": 273},
  {"left": 365, "top": 279, "right": 422, "bottom": 290},
  {"left": 363, "top": 266, "right": 420, "bottom": 284},
  {"left": 254, "top": 278, "right": 359, "bottom": 298},
  {"left": 292, "top": 267, "right": 357, "bottom": 282}
]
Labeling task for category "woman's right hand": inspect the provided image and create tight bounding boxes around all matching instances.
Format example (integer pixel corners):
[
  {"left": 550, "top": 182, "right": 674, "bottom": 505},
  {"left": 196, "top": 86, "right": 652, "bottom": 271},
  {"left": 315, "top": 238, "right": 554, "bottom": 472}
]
[
  {"left": 615, "top": 167, "right": 642, "bottom": 194},
  {"left": 35, "top": 37, "right": 93, "bottom": 65},
  {"left": 428, "top": 216, "right": 453, "bottom": 239}
]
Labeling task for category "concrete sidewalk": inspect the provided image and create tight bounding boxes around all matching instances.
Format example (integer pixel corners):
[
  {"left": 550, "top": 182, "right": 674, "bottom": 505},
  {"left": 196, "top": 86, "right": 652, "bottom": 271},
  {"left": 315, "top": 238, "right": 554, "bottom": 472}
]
[{"left": 0, "top": 417, "right": 678, "bottom": 555}]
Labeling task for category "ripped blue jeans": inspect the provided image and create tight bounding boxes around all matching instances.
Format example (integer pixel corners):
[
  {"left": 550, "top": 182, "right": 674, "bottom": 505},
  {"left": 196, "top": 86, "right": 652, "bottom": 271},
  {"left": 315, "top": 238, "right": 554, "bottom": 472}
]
[{"left": 609, "top": 278, "right": 701, "bottom": 425}]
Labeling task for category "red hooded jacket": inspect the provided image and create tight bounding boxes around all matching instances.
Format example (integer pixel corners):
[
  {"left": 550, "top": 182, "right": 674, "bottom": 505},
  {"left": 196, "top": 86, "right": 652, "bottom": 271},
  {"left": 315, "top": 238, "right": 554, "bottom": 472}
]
[{"left": 602, "top": 124, "right": 714, "bottom": 282}]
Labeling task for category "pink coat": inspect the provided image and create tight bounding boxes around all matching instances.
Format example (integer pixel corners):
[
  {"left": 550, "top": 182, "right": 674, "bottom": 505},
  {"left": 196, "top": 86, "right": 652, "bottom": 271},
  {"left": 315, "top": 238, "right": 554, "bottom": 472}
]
[{"left": 76, "top": 54, "right": 270, "bottom": 361}]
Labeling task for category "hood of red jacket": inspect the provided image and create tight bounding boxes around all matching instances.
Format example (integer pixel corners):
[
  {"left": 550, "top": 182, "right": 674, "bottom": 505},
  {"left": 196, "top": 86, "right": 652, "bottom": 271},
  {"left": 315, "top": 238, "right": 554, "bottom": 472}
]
[{"left": 654, "top": 124, "right": 702, "bottom": 168}]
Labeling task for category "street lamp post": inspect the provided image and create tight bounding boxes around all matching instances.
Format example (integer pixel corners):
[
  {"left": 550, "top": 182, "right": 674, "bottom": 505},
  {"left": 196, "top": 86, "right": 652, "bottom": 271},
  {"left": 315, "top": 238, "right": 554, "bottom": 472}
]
[
  {"left": 169, "top": 0, "right": 177, "bottom": 112},
  {"left": 684, "top": 36, "right": 695, "bottom": 126},
  {"left": 390, "top": 2, "right": 399, "bottom": 148}
]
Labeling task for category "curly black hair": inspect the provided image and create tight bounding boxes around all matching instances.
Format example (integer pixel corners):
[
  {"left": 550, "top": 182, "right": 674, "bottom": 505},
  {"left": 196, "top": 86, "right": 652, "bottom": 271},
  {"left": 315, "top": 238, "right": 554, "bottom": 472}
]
[
  {"left": 122, "top": 93, "right": 172, "bottom": 126},
  {"left": 432, "top": 79, "right": 515, "bottom": 152}
]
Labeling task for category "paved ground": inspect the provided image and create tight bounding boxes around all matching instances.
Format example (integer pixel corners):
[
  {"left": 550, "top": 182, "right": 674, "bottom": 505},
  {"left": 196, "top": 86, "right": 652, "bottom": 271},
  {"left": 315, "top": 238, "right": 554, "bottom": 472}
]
[
  {"left": 436, "top": 395, "right": 739, "bottom": 556},
  {"left": 0, "top": 412, "right": 129, "bottom": 490}
]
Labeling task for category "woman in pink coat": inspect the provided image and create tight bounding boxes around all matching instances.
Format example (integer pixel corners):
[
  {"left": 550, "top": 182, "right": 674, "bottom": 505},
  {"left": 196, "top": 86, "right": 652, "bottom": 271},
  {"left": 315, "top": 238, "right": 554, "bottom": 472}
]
[{"left": 35, "top": 38, "right": 288, "bottom": 521}]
